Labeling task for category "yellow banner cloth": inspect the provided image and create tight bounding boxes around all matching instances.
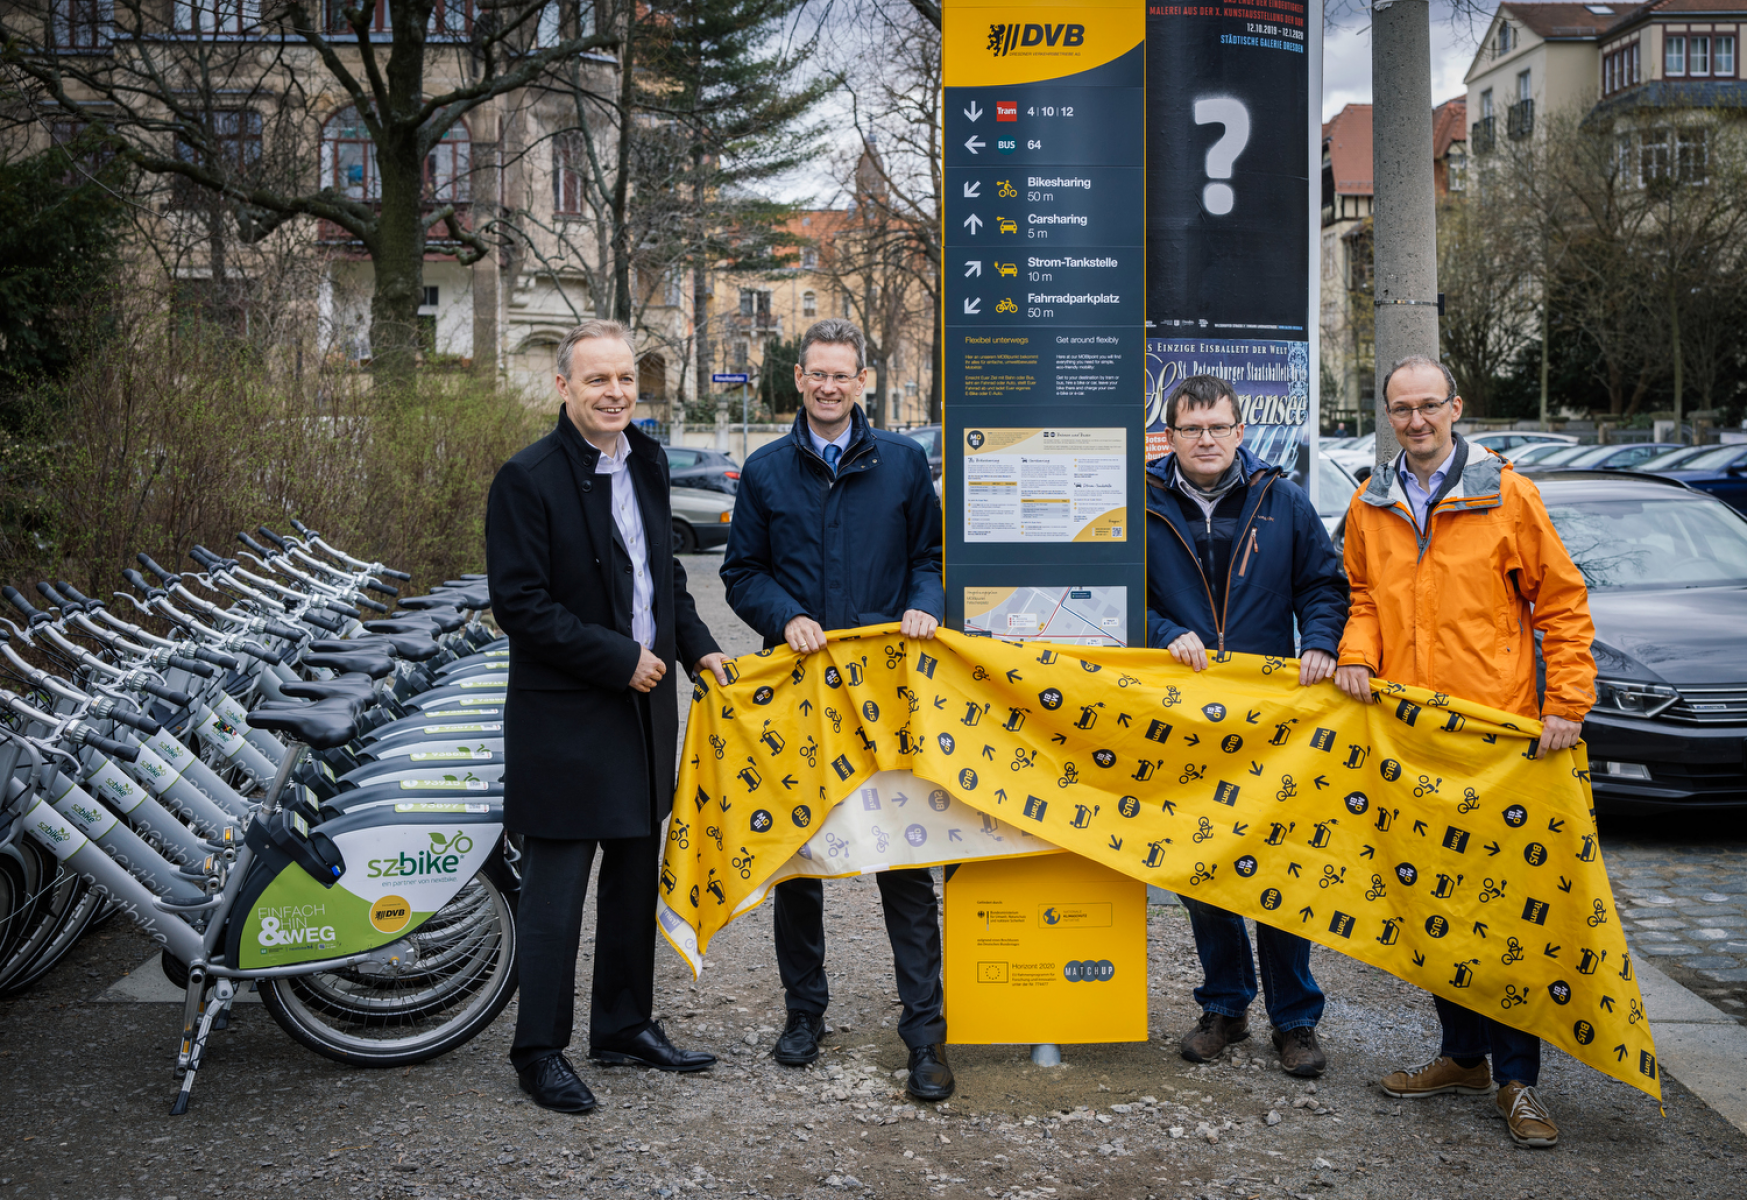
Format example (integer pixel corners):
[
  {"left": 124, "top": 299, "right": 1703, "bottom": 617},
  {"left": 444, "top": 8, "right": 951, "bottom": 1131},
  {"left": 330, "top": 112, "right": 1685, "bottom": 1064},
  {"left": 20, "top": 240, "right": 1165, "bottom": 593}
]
[{"left": 661, "top": 628, "right": 1659, "bottom": 1100}]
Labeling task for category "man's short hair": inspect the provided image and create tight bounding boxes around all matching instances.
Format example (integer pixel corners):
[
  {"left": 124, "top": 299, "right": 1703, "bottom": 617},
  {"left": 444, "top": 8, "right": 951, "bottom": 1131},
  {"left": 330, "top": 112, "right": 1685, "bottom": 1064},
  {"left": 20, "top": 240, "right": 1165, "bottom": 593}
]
[
  {"left": 798, "top": 318, "right": 866, "bottom": 373},
  {"left": 1166, "top": 375, "right": 1240, "bottom": 427},
  {"left": 555, "top": 319, "right": 633, "bottom": 380},
  {"left": 1381, "top": 355, "right": 1457, "bottom": 403}
]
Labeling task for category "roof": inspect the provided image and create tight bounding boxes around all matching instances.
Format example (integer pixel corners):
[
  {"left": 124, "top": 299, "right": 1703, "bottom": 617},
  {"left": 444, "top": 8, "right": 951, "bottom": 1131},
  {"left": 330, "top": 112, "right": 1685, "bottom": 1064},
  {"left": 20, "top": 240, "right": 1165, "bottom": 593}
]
[
  {"left": 1432, "top": 97, "right": 1467, "bottom": 158},
  {"left": 1500, "top": 2, "right": 1622, "bottom": 40},
  {"left": 1586, "top": 77, "right": 1747, "bottom": 119},
  {"left": 1323, "top": 103, "right": 1372, "bottom": 196}
]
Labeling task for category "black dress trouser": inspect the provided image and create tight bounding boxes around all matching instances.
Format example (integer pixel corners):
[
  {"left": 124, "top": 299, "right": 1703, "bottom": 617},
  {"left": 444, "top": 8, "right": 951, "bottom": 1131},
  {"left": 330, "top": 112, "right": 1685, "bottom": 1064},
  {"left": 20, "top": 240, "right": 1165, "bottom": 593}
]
[{"left": 773, "top": 868, "right": 947, "bottom": 1048}]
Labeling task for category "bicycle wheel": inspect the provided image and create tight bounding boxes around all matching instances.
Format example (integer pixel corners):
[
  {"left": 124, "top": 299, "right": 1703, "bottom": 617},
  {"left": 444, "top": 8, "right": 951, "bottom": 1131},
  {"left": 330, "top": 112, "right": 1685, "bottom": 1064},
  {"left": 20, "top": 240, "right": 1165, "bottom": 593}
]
[
  {"left": 0, "top": 881, "right": 103, "bottom": 998},
  {"left": 260, "top": 866, "right": 517, "bottom": 1066}
]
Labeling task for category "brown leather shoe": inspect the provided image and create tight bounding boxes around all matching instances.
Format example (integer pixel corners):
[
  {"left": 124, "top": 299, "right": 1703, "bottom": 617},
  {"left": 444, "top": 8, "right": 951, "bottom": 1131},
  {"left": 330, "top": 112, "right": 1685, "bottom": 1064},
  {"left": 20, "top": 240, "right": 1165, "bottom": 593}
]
[
  {"left": 1496, "top": 1081, "right": 1559, "bottom": 1147},
  {"left": 1271, "top": 1026, "right": 1327, "bottom": 1077},
  {"left": 1180, "top": 1011, "right": 1250, "bottom": 1063},
  {"left": 1380, "top": 1055, "right": 1493, "bottom": 1098}
]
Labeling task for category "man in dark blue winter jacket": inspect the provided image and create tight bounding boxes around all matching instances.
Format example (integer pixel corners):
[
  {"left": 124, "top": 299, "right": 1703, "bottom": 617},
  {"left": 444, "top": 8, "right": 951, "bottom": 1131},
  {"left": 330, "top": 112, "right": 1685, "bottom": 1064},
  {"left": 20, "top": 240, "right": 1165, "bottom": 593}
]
[
  {"left": 1146, "top": 374, "right": 1349, "bottom": 1077},
  {"left": 721, "top": 318, "right": 953, "bottom": 1102}
]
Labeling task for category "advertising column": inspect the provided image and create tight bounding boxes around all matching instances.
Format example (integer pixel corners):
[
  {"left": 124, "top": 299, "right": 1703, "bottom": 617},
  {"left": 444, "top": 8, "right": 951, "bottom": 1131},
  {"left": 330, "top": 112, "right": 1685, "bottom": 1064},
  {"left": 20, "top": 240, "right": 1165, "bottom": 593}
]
[
  {"left": 942, "top": 0, "right": 1147, "bottom": 647},
  {"left": 1144, "top": 0, "right": 1321, "bottom": 483}
]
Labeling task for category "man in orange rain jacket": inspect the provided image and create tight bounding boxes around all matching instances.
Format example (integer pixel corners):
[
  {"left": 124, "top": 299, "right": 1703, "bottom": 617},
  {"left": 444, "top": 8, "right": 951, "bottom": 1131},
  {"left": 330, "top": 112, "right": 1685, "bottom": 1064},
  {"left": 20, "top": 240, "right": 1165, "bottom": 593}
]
[{"left": 1336, "top": 355, "right": 1596, "bottom": 1150}]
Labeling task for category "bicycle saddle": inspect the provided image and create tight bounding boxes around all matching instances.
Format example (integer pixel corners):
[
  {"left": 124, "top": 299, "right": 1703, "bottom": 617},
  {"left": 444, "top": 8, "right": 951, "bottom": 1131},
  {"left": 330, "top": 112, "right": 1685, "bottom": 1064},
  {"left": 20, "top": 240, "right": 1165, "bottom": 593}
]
[
  {"left": 280, "top": 674, "right": 378, "bottom": 706},
  {"left": 369, "top": 611, "right": 465, "bottom": 634},
  {"left": 246, "top": 698, "right": 361, "bottom": 750},
  {"left": 393, "top": 595, "right": 462, "bottom": 612},
  {"left": 299, "top": 650, "right": 394, "bottom": 679},
  {"left": 309, "top": 633, "right": 440, "bottom": 663}
]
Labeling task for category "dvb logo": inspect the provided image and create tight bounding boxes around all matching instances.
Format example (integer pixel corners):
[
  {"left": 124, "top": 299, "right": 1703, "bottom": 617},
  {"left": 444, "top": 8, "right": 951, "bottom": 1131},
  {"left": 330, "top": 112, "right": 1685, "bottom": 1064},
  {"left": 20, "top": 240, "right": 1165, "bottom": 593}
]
[{"left": 987, "top": 22, "right": 1085, "bottom": 56}]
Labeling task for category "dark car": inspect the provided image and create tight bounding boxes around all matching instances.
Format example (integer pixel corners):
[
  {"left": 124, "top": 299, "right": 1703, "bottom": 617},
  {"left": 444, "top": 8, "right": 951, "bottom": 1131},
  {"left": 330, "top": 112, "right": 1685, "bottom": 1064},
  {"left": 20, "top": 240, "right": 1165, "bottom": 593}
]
[
  {"left": 1536, "top": 471, "right": 1747, "bottom": 814},
  {"left": 666, "top": 446, "right": 741, "bottom": 495},
  {"left": 1650, "top": 442, "right": 1747, "bottom": 515},
  {"left": 1519, "top": 442, "right": 1682, "bottom": 473},
  {"left": 906, "top": 425, "right": 943, "bottom": 481}
]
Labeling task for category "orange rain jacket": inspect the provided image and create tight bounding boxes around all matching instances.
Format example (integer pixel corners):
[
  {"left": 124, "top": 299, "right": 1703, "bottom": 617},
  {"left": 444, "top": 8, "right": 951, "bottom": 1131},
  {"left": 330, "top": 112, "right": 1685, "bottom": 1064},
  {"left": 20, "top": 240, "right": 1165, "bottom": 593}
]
[{"left": 1337, "top": 437, "right": 1596, "bottom": 723}]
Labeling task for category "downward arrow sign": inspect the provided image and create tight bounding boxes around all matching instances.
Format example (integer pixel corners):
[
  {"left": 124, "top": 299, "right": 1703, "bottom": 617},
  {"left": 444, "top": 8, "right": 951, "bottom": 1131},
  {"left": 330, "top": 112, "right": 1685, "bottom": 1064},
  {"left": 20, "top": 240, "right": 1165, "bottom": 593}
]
[
  {"left": 1412, "top": 951, "right": 1426, "bottom": 967},
  {"left": 1558, "top": 876, "right": 1574, "bottom": 894},
  {"left": 964, "top": 100, "right": 984, "bottom": 121},
  {"left": 1246, "top": 709, "right": 1261, "bottom": 724},
  {"left": 964, "top": 212, "right": 984, "bottom": 234},
  {"left": 1248, "top": 761, "right": 1264, "bottom": 776},
  {"left": 965, "top": 135, "right": 986, "bottom": 154},
  {"left": 1108, "top": 834, "right": 1123, "bottom": 851},
  {"left": 963, "top": 180, "right": 982, "bottom": 198},
  {"left": 964, "top": 260, "right": 982, "bottom": 277},
  {"left": 963, "top": 297, "right": 982, "bottom": 315}
]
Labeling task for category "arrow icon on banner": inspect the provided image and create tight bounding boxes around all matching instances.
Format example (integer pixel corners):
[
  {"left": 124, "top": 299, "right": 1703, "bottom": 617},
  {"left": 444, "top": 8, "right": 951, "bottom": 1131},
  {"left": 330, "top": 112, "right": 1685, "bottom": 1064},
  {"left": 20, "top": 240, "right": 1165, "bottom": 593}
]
[
  {"left": 1472, "top": 920, "right": 1490, "bottom": 938},
  {"left": 1184, "top": 734, "right": 1200, "bottom": 747},
  {"left": 1248, "top": 761, "right": 1264, "bottom": 776},
  {"left": 1233, "top": 821, "right": 1249, "bottom": 836},
  {"left": 1613, "top": 1044, "right": 1628, "bottom": 1062},
  {"left": 781, "top": 775, "right": 796, "bottom": 789},
  {"left": 994, "top": 788, "right": 1009, "bottom": 803},
  {"left": 948, "top": 829, "right": 964, "bottom": 842},
  {"left": 1006, "top": 669, "right": 1022, "bottom": 682},
  {"left": 1050, "top": 733, "right": 1067, "bottom": 744},
  {"left": 963, "top": 212, "right": 983, "bottom": 234},
  {"left": 965, "top": 135, "right": 986, "bottom": 154},
  {"left": 1314, "top": 775, "right": 1328, "bottom": 790},
  {"left": 1549, "top": 817, "right": 1566, "bottom": 833},
  {"left": 963, "top": 297, "right": 981, "bottom": 315},
  {"left": 892, "top": 792, "right": 909, "bottom": 807},
  {"left": 965, "top": 100, "right": 984, "bottom": 121},
  {"left": 1246, "top": 710, "right": 1261, "bottom": 724},
  {"left": 964, "top": 260, "right": 982, "bottom": 277},
  {"left": 1161, "top": 799, "right": 1177, "bottom": 815},
  {"left": 1412, "top": 951, "right": 1426, "bottom": 967},
  {"left": 982, "top": 744, "right": 996, "bottom": 760},
  {"left": 1559, "top": 876, "right": 1574, "bottom": 893},
  {"left": 1287, "top": 862, "right": 1303, "bottom": 878},
  {"left": 933, "top": 695, "right": 946, "bottom": 709},
  {"left": 1117, "top": 713, "right": 1131, "bottom": 727},
  {"left": 1484, "top": 841, "right": 1501, "bottom": 856},
  {"left": 1361, "top": 844, "right": 1376, "bottom": 859},
  {"left": 1108, "top": 835, "right": 1123, "bottom": 851},
  {"left": 1544, "top": 943, "right": 1562, "bottom": 959},
  {"left": 799, "top": 699, "right": 812, "bottom": 716},
  {"left": 1600, "top": 995, "right": 1616, "bottom": 1012},
  {"left": 1413, "top": 820, "right": 1429, "bottom": 836},
  {"left": 1298, "top": 906, "right": 1315, "bottom": 922},
  {"left": 963, "top": 180, "right": 982, "bottom": 198}
]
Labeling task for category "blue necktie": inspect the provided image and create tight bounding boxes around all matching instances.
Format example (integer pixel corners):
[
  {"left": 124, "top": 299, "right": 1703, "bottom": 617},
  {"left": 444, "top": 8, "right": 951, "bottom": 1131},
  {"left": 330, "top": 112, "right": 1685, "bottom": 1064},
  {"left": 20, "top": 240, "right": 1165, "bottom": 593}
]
[{"left": 823, "top": 444, "right": 842, "bottom": 475}]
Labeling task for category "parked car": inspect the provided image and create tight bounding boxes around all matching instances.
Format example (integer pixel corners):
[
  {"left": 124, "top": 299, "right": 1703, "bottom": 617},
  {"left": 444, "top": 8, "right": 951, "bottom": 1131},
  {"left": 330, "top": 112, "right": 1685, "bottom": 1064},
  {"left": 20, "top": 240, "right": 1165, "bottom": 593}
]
[
  {"left": 667, "top": 446, "right": 740, "bottom": 495},
  {"left": 1467, "top": 430, "right": 1578, "bottom": 457},
  {"left": 906, "top": 425, "right": 944, "bottom": 481},
  {"left": 1536, "top": 471, "right": 1747, "bottom": 814},
  {"left": 1650, "top": 443, "right": 1747, "bottom": 515},
  {"left": 1638, "top": 444, "right": 1720, "bottom": 473},
  {"left": 1325, "top": 432, "right": 1378, "bottom": 479},
  {"left": 1315, "top": 453, "right": 1361, "bottom": 538},
  {"left": 670, "top": 487, "right": 734, "bottom": 553},
  {"left": 1548, "top": 443, "right": 1684, "bottom": 472},
  {"left": 1507, "top": 441, "right": 1587, "bottom": 468}
]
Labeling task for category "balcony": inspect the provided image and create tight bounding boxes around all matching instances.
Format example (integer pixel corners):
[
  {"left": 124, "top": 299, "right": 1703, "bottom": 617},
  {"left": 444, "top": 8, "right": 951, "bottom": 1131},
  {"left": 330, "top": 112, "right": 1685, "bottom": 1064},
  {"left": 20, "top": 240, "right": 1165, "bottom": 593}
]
[
  {"left": 1471, "top": 116, "right": 1496, "bottom": 154},
  {"left": 1507, "top": 99, "right": 1535, "bottom": 140}
]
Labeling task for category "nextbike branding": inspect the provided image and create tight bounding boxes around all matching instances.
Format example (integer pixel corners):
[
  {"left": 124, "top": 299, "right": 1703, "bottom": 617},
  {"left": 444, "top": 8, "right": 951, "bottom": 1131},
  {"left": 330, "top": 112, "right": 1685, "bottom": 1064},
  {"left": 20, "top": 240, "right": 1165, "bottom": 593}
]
[
  {"left": 255, "top": 902, "right": 338, "bottom": 948},
  {"left": 367, "top": 830, "right": 474, "bottom": 880},
  {"left": 419, "top": 724, "right": 502, "bottom": 735},
  {"left": 410, "top": 745, "right": 493, "bottom": 762}
]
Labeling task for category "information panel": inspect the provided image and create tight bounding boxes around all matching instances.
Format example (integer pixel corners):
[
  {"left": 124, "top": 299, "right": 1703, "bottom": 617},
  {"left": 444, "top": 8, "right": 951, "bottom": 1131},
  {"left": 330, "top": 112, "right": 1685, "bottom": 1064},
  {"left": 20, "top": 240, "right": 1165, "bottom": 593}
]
[
  {"left": 942, "top": 0, "right": 1147, "bottom": 647},
  {"left": 1144, "top": 0, "right": 1321, "bottom": 484}
]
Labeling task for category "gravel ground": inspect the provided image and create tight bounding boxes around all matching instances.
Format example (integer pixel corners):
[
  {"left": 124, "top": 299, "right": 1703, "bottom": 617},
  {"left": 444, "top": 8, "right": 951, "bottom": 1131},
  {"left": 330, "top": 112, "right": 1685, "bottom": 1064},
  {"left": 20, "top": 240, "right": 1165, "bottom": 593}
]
[{"left": 2, "top": 554, "right": 1744, "bottom": 1200}]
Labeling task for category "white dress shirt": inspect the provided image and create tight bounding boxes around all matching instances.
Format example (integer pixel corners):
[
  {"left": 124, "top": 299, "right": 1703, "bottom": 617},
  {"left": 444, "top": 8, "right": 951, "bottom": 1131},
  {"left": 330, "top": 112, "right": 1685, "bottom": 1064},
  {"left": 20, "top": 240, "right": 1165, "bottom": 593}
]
[
  {"left": 808, "top": 422, "right": 853, "bottom": 468},
  {"left": 595, "top": 433, "right": 654, "bottom": 649},
  {"left": 1397, "top": 442, "right": 1459, "bottom": 532}
]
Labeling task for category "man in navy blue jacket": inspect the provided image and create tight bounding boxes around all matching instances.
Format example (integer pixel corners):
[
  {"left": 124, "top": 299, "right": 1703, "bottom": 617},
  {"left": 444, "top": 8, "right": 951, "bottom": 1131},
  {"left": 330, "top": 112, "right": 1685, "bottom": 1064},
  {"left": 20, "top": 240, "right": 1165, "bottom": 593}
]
[
  {"left": 1146, "top": 374, "right": 1349, "bottom": 1077},
  {"left": 721, "top": 318, "right": 953, "bottom": 1101}
]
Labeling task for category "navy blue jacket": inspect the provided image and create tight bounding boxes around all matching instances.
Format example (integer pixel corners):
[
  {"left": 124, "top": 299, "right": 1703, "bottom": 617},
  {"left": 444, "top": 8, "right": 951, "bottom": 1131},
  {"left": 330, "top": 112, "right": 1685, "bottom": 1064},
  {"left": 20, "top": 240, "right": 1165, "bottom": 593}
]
[
  {"left": 722, "top": 407, "right": 944, "bottom": 645},
  {"left": 1144, "top": 445, "right": 1348, "bottom": 658}
]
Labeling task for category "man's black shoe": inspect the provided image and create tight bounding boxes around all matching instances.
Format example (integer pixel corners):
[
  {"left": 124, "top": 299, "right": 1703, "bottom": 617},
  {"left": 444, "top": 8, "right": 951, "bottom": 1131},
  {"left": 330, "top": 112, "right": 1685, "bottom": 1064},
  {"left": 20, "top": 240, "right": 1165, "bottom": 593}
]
[
  {"left": 589, "top": 1022, "right": 716, "bottom": 1073},
  {"left": 906, "top": 1043, "right": 955, "bottom": 1102},
  {"left": 517, "top": 1053, "right": 596, "bottom": 1114},
  {"left": 772, "top": 1011, "right": 825, "bottom": 1066}
]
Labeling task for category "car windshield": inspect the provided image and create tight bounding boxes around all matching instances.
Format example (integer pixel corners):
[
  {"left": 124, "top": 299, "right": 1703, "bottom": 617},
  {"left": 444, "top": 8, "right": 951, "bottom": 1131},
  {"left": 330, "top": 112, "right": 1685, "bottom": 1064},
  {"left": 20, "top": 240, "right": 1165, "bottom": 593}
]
[
  {"left": 1316, "top": 455, "right": 1359, "bottom": 516},
  {"left": 1669, "top": 444, "right": 1747, "bottom": 471},
  {"left": 1509, "top": 442, "right": 1568, "bottom": 464},
  {"left": 1536, "top": 445, "right": 1592, "bottom": 466},
  {"left": 1638, "top": 445, "right": 1711, "bottom": 471},
  {"left": 1565, "top": 445, "right": 1621, "bottom": 467},
  {"left": 1546, "top": 496, "right": 1747, "bottom": 590}
]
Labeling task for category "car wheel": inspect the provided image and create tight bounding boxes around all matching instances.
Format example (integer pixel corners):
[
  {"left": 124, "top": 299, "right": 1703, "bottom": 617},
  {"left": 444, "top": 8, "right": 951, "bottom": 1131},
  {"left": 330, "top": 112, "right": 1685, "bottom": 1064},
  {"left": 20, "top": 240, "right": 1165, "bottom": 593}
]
[{"left": 672, "top": 520, "right": 697, "bottom": 554}]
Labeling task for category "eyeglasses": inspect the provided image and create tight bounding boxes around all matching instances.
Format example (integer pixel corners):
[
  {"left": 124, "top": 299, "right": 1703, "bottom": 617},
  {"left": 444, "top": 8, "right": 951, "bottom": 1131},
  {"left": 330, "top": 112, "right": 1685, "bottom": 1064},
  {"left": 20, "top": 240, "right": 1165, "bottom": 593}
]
[
  {"left": 802, "top": 371, "right": 860, "bottom": 386},
  {"left": 1170, "top": 424, "right": 1238, "bottom": 441},
  {"left": 1385, "top": 396, "right": 1456, "bottom": 422}
]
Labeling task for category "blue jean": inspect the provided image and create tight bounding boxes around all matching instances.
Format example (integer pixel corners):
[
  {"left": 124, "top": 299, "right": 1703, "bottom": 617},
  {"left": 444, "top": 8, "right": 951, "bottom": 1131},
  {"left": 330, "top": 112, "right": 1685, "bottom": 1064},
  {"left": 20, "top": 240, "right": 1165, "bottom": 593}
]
[
  {"left": 1435, "top": 996, "right": 1541, "bottom": 1086},
  {"left": 1180, "top": 896, "right": 1324, "bottom": 1031}
]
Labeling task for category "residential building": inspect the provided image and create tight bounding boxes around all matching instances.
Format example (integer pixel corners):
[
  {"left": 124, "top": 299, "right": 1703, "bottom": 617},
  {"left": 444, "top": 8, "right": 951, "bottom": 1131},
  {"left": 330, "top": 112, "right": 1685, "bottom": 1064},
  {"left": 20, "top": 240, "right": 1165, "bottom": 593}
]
[{"left": 1464, "top": 3, "right": 1618, "bottom": 151}]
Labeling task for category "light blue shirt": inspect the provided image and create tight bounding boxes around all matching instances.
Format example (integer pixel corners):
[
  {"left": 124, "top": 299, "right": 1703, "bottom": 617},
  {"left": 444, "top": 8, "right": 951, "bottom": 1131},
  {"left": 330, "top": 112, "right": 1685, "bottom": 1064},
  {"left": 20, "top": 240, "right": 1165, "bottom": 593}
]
[
  {"left": 808, "top": 422, "right": 853, "bottom": 470},
  {"left": 1397, "top": 443, "right": 1460, "bottom": 530}
]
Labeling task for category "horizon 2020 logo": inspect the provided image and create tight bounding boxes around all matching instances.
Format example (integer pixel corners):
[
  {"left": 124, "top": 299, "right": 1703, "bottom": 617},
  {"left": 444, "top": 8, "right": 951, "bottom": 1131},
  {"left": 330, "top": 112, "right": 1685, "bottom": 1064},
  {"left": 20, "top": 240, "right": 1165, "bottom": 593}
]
[{"left": 987, "top": 22, "right": 1085, "bottom": 57}]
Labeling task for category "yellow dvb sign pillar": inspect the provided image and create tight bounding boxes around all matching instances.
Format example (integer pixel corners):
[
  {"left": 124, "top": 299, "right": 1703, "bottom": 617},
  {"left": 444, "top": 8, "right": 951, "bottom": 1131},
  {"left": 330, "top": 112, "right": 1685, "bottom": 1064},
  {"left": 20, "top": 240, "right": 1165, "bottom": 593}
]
[
  {"left": 943, "top": 854, "right": 1149, "bottom": 1045},
  {"left": 940, "top": 0, "right": 1149, "bottom": 1049}
]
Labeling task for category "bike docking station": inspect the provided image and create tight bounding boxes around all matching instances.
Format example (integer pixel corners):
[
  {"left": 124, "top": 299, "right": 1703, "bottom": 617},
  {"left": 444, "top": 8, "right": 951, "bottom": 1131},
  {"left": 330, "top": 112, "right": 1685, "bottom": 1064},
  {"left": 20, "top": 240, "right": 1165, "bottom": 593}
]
[{"left": 935, "top": 0, "right": 1322, "bottom": 1062}]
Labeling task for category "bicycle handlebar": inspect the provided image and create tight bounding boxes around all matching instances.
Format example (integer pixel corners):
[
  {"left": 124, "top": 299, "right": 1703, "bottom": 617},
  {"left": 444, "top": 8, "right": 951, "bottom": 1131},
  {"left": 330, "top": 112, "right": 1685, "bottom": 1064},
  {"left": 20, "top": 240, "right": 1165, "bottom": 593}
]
[
  {"left": 355, "top": 594, "right": 390, "bottom": 614},
  {"left": 36, "top": 580, "right": 77, "bottom": 612},
  {"left": 380, "top": 567, "right": 413, "bottom": 582},
  {"left": 136, "top": 677, "right": 192, "bottom": 707},
  {"left": 3, "top": 586, "right": 48, "bottom": 625},
  {"left": 302, "top": 610, "right": 344, "bottom": 633},
  {"left": 83, "top": 733, "right": 139, "bottom": 763},
  {"left": 364, "top": 578, "right": 399, "bottom": 598},
  {"left": 191, "top": 646, "right": 240, "bottom": 671},
  {"left": 290, "top": 517, "right": 315, "bottom": 538},
  {"left": 325, "top": 600, "right": 361, "bottom": 618},
  {"left": 237, "top": 532, "right": 273, "bottom": 558},
  {"left": 169, "top": 653, "right": 217, "bottom": 679},
  {"left": 138, "top": 553, "right": 181, "bottom": 586},
  {"left": 56, "top": 581, "right": 102, "bottom": 610},
  {"left": 263, "top": 619, "right": 306, "bottom": 642},
  {"left": 106, "top": 704, "right": 162, "bottom": 737},
  {"left": 256, "top": 525, "right": 290, "bottom": 551},
  {"left": 121, "top": 568, "right": 163, "bottom": 597}
]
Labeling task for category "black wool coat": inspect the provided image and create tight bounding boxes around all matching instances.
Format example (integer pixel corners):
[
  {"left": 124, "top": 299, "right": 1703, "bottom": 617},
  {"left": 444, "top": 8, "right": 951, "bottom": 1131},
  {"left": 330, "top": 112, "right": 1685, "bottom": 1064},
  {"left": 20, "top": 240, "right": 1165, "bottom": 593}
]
[{"left": 485, "top": 410, "right": 721, "bottom": 840}]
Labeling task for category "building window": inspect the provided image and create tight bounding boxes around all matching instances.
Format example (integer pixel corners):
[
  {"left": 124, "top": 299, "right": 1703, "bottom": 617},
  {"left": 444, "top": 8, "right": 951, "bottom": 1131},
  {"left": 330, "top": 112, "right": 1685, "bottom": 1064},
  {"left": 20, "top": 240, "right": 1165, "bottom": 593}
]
[
  {"left": 176, "top": 109, "right": 262, "bottom": 172},
  {"left": 731, "top": 340, "right": 750, "bottom": 369},
  {"left": 802, "top": 290, "right": 817, "bottom": 317},
  {"left": 324, "top": 107, "right": 469, "bottom": 202},
  {"left": 1496, "top": 22, "right": 1513, "bottom": 55},
  {"left": 1677, "top": 128, "right": 1708, "bottom": 183},
  {"left": 1692, "top": 35, "right": 1711, "bottom": 74},
  {"left": 1640, "top": 129, "right": 1670, "bottom": 184},
  {"left": 1447, "top": 147, "right": 1467, "bottom": 191},
  {"left": 801, "top": 247, "right": 818, "bottom": 269},
  {"left": 173, "top": 0, "right": 259, "bottom": 35},
  {"left": 1480, "top": 89, "right": 1494, "bottom": 119},
  {"left": 53, "top": 0, "right": 112, "bottom": 46},
  {"left": 1517, "top": 69, "right": 1531, "bottom": 102},
  {"left": 1666, "top": 35, "right": 1686, "bottom": 76},
  {"left": 1717, "top": 36, "right": 1736, "bottom": 75},
  {"left": 429, "top": 0, "right": 472, "bottom": 38},
  {"left": 554, "top": 132, "right": 586, "bottom": 215},
  {"left": 325, "top": 0, "right": 389, "bottom": 33}
]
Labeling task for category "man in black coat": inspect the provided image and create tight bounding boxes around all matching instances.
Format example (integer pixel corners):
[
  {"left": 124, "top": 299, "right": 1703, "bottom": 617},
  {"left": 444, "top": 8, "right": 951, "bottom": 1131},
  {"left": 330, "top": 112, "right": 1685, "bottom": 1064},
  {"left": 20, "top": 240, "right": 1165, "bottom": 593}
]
[
  {"left": 487, "top": 319, "right": 729, "bottom": 1114},
  {"left": 720, "top": 317, "right": 954, "bottom": 1102}
]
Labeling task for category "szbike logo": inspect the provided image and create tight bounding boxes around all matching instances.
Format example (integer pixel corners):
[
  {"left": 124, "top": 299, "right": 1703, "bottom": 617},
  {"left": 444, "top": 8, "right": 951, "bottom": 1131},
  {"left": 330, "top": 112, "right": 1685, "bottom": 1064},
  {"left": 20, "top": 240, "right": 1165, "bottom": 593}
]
[
  {"left": 987, "top": 21, "right": 1085, "bottom": 56},
  {"left": 369, "top": 894, "right": 413, "bottom": 934},
  {"left": 256, "top": 904, "right": 337, "bottom": 948},
  {"left": 366, "top": 830, "right": 474, "bottom": 879}
]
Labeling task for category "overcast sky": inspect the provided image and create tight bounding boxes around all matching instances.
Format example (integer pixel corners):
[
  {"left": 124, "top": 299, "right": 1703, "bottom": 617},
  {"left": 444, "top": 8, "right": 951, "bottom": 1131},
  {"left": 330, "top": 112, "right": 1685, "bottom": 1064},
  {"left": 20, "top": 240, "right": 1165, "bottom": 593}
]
[{"left": 1323, "top": 3, "right": 1489, "bottom": 120}]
